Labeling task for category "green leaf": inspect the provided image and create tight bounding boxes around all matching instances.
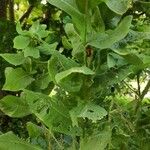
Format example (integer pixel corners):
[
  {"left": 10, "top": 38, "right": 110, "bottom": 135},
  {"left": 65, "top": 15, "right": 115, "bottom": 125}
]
[
  {"left": 0, "top": 95, "right": 31, "bottom": 117},
  {"left": 13, "top": 35, "right": 30, "bottom": 49},
  {"left": 88, "top": 15, "right": 132, "bottom": 49},
  {"left": 55, "top": 66, "right": 94, "bottom": 84},
  {"left": 62, "top": 36, "right": 72, "bottom": 50},
  {"left": 38, "top": 42, "right": 58, "bottom": 55},
  {"left": 0, "top": 52, "right": 25, "bottom": 66},
  {"left": 0, "top": 132, "right": 42, "bottom": 150},
  {"left": 16, "top": 22, "right": 29, "bottom": 35},
  {"left": 65, "top": 23, "right": 84, "bottom": 57},
  {"left": 112, "top": 49, "right": 143, "bottom": 66},
  {"left": 91, "top": 6, "right": 105, "bottom": 32},
  {"left": 35, "top": 73, "right": 52, "bottom": 90},
  {"left": 70, "top": 103, "right": 107, "bottom": 126},
  {"left": 48, "top": 54, "right": 78, "bottom": 83},
  {"left": 29, "top": 21, "right": 50, "bottom": 38},
  {"left": 47, "top": 0, "right": 85, "bottom": 39},
  {"left": 24, "top": 46, "right": 40, "bottom": 58},
  {"left": 107, "top": 53, "right": 117, "bottom": 68},
  {"left": 22, "top": 90, "right": 81, "bottom": 135},
  {"left": 3, "top": 67, "right": 34, "bottom": 91},
  {"left": 104, "top": 0, "right": 131, "bottom": 15},
  {"left": 55, "top": 66, "right": 94, "bottom": 92},
  {"left": 80, "top": 128, "right": 111, "bottom": 150}
]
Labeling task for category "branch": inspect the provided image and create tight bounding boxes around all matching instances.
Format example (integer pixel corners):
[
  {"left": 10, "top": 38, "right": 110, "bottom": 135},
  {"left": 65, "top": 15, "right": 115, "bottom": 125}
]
[
  {"left": 137, "top": 74, "right": 141, "bottom": 98},
  {"left": 19, "top": 5, "right": 34, "bottom": 23},
  {"left": 123, "top": 81, "right": 138, "bottom": 96},
  {"left": 141, "top": 79, "right": 150, "bottom": 100}
]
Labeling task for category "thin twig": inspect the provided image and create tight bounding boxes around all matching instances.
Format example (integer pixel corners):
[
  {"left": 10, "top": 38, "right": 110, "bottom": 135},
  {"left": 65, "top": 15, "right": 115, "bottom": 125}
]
[
  {"left": 141, "top": 79, "right": 150, "bottom": 100},
  {"left": 19, "top": 5, "right": 34, "bottom": 23},
  {"left": 123, "top": 81, "right": 138, "bottom": 96}
]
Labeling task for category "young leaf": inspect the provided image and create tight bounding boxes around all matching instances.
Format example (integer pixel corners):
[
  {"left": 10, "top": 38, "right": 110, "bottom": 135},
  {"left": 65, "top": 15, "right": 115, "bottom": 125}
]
[
  {"left": 24, "top": 46, "right": 40, "bottom": 58},
  {"left": 13, "top": 35, "right": 30, "bottom": 49},
  {"left": 0, "top": 95, "right": 31, "bottom": 117},
  {"left": 0, "top": 52, "right": 25, "bottom": 66},
  {"left": 0, "top": 132, "right": 42, "bottom": 150},
  {"left": 88, "top": 15, "right": 132, "bottom": 49},
  {"left": 3, "top": 67, "right": 34, "bottom": 91}
]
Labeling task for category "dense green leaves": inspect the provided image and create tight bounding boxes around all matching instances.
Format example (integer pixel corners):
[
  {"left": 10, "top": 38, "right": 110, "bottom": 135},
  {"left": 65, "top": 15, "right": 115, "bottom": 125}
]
[
  {"left": 47, "top": 0, "right": 85, "bottom": 38},
  {"left": 0, "top": 0, "right": 150, "bottom": 149},
  {"left": 3, "top": 67, "right": 34, "bottom": 91},
  {"left": 0, "top": 95, "right": 31, "bottom": 117},
  {"left": 0, "top": 132, "right": 42, "bottom": 150}
]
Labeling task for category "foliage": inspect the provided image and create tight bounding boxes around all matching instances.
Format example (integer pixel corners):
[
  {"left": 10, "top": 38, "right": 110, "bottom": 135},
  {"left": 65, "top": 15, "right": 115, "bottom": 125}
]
[{"left": 0, "top": 0, "right": 150, "bottom": 150}]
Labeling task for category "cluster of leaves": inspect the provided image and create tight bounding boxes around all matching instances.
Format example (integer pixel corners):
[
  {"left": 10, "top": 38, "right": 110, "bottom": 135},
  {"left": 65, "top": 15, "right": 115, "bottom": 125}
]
[{"left": 0, "top": 0, "right": 150, "bottom": 149}]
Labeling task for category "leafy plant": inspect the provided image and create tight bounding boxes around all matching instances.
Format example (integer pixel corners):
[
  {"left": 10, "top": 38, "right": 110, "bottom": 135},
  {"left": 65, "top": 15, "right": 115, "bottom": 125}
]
[{"left": 0, "top": 0, "right": 150, "bottom": 149}]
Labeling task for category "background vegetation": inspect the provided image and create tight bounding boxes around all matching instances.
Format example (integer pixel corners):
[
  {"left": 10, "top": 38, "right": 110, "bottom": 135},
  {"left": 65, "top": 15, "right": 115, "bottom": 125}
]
[{"left": 0, "top": 0, "right": 150, "bottom": 150}]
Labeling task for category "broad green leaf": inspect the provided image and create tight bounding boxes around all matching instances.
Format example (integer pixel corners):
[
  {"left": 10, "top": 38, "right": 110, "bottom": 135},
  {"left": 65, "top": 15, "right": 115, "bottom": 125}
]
[
  {"left": 70, "top": 103, "right": 107, "bottom": 126},
  {"left": 80, "top": 128, "right": 111, "bottom": 150},
  {"left": 47, "top": 0, "right": 85, "bottom": 38},
  {"left": 88, "top": 16, "right": 132, "bottom": 49},
  {"left": 55, "top": 66, "right": 94, "bottom": 83},
  {"left": 24, "top": 46, "right": 40, "bottom": 58},
  {"left": 3, "top": 67, "right": 34, "bottom": 91},
  {"left": 105, "top": 0, "right": 131, "bottom": 15},
  {"left": 23, "top": 90, "right": 81, "bottom": 136},
  {"left": 55, "top": 66, "right": 94, "bottom": 92},
  {"left": 0, "top": 132, "right": 42, "bottom": 150},
  {"left": 13, "top": 35, "right": 30, "bottom": 49},
  {"left": 113, "top": 50, "right": 143, "bottom": 66},
  {"left": 0, "top": 52, "right": 25, "bottom": 66},
  {"left": 0, "top": 95, "right": 31, "bottom": 117}
]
